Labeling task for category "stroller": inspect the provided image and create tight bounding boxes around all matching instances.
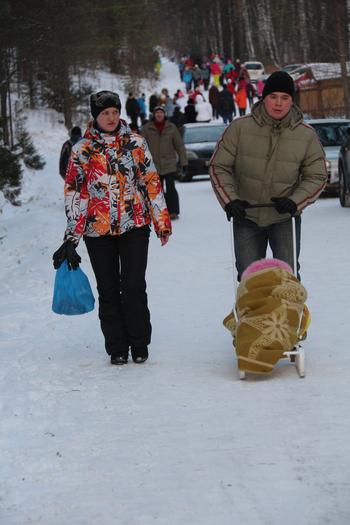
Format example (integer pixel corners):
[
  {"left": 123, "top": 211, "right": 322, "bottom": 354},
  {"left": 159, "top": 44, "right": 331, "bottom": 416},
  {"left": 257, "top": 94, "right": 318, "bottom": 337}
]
[{"left": 224, "top": 206, "right": 311, "bottom": 380}]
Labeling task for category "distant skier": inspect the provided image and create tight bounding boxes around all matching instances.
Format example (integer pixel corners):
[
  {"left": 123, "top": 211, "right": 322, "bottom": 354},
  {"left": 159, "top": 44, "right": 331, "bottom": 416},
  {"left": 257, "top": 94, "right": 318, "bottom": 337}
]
[{"left": 59, "top": 126, "right": 82, "bottom": 180}]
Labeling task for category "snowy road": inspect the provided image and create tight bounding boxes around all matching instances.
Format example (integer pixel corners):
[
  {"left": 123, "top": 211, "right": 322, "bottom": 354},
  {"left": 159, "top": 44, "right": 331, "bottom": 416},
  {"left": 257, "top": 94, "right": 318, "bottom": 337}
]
[
  {"left": 1, "top": 55, "right": 350, "bottom": 523},
  {"left": 1, "top": 156, "right": 350, "bottom": 524}
]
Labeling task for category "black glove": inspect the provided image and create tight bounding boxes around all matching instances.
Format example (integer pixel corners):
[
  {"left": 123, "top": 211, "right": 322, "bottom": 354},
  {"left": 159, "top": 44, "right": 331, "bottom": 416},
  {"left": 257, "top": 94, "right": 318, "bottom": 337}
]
[
  {"left": 225, "top": 199, "right": 250, "bottom": 221},
  {"left": 271, "top": 197, "right": 297, "bottom": 216},
  {"left": 53, "top": 240, "right": 81, "bottom": 270}
]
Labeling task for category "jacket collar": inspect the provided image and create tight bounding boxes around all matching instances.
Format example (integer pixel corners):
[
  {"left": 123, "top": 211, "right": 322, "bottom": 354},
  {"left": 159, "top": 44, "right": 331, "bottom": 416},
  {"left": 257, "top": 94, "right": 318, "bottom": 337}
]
[
  {"left": 84, "top": 119, "right": 132, "bottom": 143},
  {"left": 251, "top": 101, "right": 304, "bottom": 130},
  {"left": 148, "top": 119, "right": 171, "bottom": 131}
]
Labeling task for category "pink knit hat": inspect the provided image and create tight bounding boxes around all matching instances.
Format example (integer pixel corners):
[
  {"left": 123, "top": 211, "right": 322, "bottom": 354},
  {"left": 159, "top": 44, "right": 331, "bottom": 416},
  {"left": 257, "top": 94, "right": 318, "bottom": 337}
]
[{"left": 242, "top": 258, "right": 293, "bottom": 280}]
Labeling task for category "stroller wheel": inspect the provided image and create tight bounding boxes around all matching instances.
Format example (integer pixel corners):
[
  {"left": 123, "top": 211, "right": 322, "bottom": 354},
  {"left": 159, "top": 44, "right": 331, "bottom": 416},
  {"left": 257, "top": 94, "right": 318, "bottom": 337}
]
[
  {"left": 239, "top": 370, "right": 246, "bottom": 380},
  {"left": 295, "top": 346, "right": 306, "bottom": 378}
]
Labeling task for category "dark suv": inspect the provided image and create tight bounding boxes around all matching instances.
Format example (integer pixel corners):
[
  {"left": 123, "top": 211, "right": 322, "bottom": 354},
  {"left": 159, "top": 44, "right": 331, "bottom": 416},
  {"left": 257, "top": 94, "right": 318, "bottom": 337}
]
[
  {"left": 338, "top": 128, "right": 350, "bottom": 206},
  {"left": 179, "top": 122, "right": 227, "bottom": 182}
]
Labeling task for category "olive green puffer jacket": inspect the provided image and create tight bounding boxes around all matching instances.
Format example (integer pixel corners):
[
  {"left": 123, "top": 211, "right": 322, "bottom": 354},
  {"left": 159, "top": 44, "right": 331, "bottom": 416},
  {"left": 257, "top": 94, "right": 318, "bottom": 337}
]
[{"left": 209, "top": 102, "right": 327, "bottom": 226}]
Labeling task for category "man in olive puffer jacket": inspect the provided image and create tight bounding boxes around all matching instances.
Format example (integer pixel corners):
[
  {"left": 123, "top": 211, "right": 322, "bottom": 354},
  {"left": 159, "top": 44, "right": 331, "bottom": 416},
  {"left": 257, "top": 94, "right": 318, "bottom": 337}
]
[{"left": 209, "top": 71, "right": 327, "bottom": 280}]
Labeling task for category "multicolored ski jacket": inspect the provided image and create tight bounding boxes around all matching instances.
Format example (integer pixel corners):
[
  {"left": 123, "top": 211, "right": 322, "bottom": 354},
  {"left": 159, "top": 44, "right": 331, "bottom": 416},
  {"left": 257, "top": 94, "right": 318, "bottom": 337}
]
[{"left": 64, "top": 120, "right": 171, "bottom": 244}]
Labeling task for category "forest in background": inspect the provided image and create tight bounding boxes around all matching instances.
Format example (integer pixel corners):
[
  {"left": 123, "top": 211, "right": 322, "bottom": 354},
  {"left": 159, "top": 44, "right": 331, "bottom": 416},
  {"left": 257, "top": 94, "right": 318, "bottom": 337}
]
[
  {"left": 1, "top": 0, "right": 350, "bottom": 202},
  {"left": 160, "top": 0, "right": 350, "bottom": 67}
]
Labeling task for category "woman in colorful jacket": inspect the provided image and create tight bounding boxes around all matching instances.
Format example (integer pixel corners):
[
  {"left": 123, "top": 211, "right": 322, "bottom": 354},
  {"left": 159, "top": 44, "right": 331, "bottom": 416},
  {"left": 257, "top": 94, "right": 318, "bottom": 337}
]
[{"left": 53, "top": 91, "right": 171, "bottom": 365}]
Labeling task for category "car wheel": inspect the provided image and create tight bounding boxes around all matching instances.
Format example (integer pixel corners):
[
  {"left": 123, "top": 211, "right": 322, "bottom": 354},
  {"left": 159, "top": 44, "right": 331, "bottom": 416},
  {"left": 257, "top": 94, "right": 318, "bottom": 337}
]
[{"left": 339, "top": 165, "right": 350, "bottom": 207}]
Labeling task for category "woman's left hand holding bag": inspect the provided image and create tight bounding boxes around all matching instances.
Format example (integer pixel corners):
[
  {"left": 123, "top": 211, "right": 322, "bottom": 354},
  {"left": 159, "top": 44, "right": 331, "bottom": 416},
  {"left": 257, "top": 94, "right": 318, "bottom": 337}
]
[
  {"left": 53, "top": 240, "right": 81, "bottom": 270},
  {"left": 52, "top": 240, "right": 94, "bottom": 315}
]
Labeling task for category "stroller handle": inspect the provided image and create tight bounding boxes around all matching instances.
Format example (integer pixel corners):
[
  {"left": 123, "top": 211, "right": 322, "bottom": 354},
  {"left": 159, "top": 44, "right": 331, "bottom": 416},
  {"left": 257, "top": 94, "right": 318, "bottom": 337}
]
[{"left": 245, "top": 203, "right": 276, "bottom": 209}]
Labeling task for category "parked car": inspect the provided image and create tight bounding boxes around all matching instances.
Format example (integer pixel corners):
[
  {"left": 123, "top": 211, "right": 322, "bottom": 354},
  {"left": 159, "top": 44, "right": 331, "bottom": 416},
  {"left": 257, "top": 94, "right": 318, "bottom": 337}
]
[
  {"left": 179, "top": 122, "right": 227, "bottom": 182},
  {"left": 305, "top": 118, "right": 350, "bottom": 194},
  {"left": 282, "top": 63, "right": 305, "bottom": 75},
  {"left": 291, "top": 67, "right": 313, "bottom": 88},
  {"left": 243, "top": 61, "right": 265, "bottom": 81},
  {"left": 338, "top": 127, "right": 350, "bottom": 206}
]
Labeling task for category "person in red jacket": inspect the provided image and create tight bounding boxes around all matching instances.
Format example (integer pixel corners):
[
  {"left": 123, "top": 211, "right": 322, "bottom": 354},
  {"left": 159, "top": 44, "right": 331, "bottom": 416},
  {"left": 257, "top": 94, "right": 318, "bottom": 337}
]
[
  {"left": 53, "top": 91, "right": 171, "bottom": 366},
  {"left": 236, "top": 77, "right": 248, "bottom": 115},
  {"left": 226, "top": 78, "right": 236, "bottom": 95}
]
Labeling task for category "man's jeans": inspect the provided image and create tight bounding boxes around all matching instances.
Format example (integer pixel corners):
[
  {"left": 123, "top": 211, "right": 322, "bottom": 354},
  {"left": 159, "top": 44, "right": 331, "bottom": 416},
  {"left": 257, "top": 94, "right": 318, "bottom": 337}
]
[{"left": 233, "top": 217, "right": 301, "bottom": 281}]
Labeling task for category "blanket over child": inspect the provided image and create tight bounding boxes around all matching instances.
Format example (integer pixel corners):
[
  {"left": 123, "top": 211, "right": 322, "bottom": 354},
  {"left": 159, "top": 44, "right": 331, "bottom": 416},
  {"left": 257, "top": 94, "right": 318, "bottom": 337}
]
[{"left": 223, "top": 267, "right": 310, "bottom": 374}]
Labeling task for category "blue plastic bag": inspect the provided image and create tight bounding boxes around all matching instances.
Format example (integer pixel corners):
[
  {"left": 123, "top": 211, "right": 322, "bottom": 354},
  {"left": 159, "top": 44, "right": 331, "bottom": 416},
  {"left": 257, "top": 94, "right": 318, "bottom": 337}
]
[{"left": 52, "top": 260, "right": 95, "bottom": 315}]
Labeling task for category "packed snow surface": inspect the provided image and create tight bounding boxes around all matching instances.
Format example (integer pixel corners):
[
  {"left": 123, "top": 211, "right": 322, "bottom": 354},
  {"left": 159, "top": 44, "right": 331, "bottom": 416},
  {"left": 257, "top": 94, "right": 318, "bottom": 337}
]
[{"left": 1, "top": 58, "right": 350, "bottom": 525}]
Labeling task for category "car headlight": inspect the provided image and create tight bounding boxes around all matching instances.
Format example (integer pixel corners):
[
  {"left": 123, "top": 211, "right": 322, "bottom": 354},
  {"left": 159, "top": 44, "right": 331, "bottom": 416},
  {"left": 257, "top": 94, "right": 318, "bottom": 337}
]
[{"left": 186, "top": 150, "right": 199, "bottom": 160}]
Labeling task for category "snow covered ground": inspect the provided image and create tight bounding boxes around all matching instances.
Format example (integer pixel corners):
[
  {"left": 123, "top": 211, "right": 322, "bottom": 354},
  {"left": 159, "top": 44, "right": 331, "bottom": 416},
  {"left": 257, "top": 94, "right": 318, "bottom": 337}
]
[{"left": 1, "top": 59, "right": 350, "bottom": 525}]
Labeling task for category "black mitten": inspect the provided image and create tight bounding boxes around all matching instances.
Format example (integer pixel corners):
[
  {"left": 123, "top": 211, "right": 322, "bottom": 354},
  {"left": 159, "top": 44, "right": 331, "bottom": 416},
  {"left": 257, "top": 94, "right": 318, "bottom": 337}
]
[
  {"left": 225, "top": 199, "right": 250, "bottom": 221},
  {"left": 271, "top": 197, "right": 297, "bottom": 215},
  {"left": 53, "top": 240, "right": 81, "bottom": 270}
]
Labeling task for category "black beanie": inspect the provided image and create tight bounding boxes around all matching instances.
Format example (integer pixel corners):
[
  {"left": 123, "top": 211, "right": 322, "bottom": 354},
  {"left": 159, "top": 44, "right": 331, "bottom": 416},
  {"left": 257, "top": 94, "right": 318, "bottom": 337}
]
[
  {"left": 90, "top": 91, "right": 121, "bottom": 119},
  {"left": 262, "top": 71, "right": 295, "bottom": 99}
]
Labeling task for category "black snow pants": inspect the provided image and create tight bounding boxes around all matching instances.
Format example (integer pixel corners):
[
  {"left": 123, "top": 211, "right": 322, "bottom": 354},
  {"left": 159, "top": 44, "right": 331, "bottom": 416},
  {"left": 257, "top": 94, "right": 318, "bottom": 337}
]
[{"left": 84, "top": 227, "right": 151, "bottom": 357}]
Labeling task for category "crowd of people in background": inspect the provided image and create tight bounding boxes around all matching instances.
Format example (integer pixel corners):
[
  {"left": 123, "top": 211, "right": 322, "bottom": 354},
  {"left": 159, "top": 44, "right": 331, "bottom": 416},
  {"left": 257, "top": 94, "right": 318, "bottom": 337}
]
[
  {"left": 119, "top": 53, "right": 266, "bottom": 134},
  {"left": 60, "top": 52, "right": 268, "bottom": 188},
  {"left": 178, "top": 53, "right": 265, "bottom": 118}
]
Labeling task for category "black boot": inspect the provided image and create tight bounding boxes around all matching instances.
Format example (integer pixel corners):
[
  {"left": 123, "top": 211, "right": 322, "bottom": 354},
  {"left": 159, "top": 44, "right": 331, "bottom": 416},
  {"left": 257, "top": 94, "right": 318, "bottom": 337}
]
[
  {"left": 131, "top": 346, "right": 148, "bottom": 364},
  {"left": 110, "top": 354, "right": 128, "bottom": 365}
]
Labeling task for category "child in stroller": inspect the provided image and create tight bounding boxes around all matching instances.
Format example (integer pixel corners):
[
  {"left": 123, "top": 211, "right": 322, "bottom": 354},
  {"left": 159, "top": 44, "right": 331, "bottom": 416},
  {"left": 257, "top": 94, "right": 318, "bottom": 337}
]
[{"left": 223, "top": 258, "right": 310, "bottom": 376}]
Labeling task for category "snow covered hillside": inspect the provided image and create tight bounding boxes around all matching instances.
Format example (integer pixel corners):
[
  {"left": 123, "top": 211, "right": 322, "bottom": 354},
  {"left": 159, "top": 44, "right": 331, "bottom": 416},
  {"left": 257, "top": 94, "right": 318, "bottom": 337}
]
[{"left": 1, "top": 58, "right": 350, "bottom": 525}]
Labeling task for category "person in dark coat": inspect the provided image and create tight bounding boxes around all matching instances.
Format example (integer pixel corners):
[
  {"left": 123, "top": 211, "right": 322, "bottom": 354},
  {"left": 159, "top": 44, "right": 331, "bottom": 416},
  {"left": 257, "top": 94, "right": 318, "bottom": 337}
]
[
  {"left": 246, "top": 81, "right": 256, "bottom": 107},
  {"left": 170, "top": 106, "right": 186, "bottom": 135},
  {"left": 184, "top": 99, "right": 197, "bottom": 123},
  {"left": 149, "top": 92, "right": 159, "bottom": 117},
  {"left": 59, "top": 126, "right": 82, "bottom": 180},
  {"left": 201, "top": 63, "right": 211, "bottom": 90},
  {"left": 142, "top": 106, "right": 187, "bottom": 220},
  {"left": 137, "top": 93, "right": 147, "bottom": 125},
  {"left": 125, "top": 93, "right": 140, "bottom": 129},
  {"left": 192, "top": 64, "right": 202, "bottom": 88},
  {"left": 209, "top": 85, "right": 220, "bottom": 119},
  {"left": 218, "top": 85, "right": 235, "bottom": 124}
]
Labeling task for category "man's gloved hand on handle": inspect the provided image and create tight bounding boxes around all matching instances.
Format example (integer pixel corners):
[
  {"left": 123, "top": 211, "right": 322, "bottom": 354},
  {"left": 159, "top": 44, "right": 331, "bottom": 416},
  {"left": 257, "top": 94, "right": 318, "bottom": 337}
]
[
  {"left": 271, "top": 197, "right": 297, "bottom": 216},
  {"left": 225, "top": 199, "right": 250, "bottom": 221},
  {"left": 52, "top": 240, "right": 81, "bottom": 270}
]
